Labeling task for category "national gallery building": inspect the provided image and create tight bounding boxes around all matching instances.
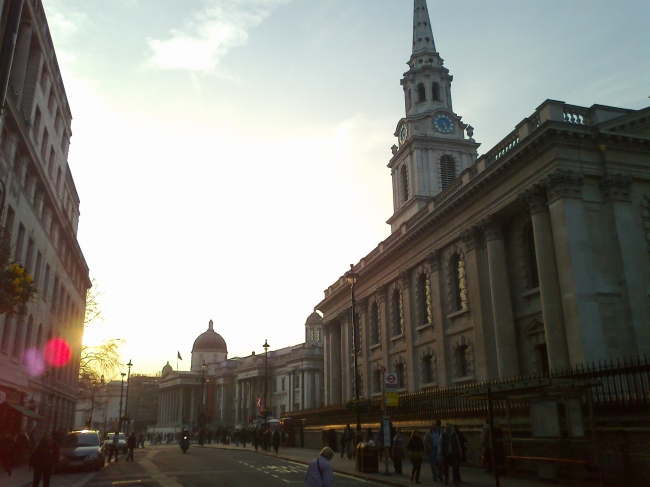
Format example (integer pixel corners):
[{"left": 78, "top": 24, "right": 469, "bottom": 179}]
[{"left": 316, "top": 0, "right": 650, "bottom": 406}]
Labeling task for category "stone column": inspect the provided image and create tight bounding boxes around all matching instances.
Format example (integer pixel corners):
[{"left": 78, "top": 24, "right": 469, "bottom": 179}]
[
  {"left": 544, "top": 170, "right": 604, "bottom": 363},
  {"left": 323, "top": 325, "right": 330, "bottom": 405},
  {"left": 304, "top": 369, "right": 312, "bottom": 409},
  {"left": 399, "top": 270, "right": 416, "bottom": 390},
  {"left": 377, "top": 285, "right": 390, "bottom": 377},
  {"left": 483, "top": 216, "right": 520, "bottom": 377},
  {"left": 315, "top": 369, "right": 322, "bottom": 407},
  {"left": 600, "top": 173, "right": 650, "bottom": 355},
  {"left": 522, "top": 185, "right": 570, "bottom": 369},
  {"left": 179, "top": 386, "right": 185, "bottom": 424},
  {"left": 341, "top": 314, "right": 351, "bottom": 401},
  {"left": 358, "top": 301, "right": 371, "bottom": 399},
  {"left": 330, "top": 322, "right": 342, "bottom": 405},
  {"left": 426, "top": 251, "right": 448, "bottom": 386},
  {"left": 460, "top": 226, "right": 490, "bottom": 380}
]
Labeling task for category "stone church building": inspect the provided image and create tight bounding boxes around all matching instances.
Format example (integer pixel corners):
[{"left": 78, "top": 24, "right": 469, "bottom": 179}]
[{"left": 318, "top": 0, "right": 650, "bottom": 406}]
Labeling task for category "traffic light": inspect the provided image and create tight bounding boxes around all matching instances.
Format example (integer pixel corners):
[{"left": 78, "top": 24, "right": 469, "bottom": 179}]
[{"left": 248, "top": 416, "right": 253, "bottom": 422}]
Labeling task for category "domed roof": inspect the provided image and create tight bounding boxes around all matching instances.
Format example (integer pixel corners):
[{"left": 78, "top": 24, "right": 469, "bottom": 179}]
[
  {"left": 162, "top": 361, "right": 173, "bottom": 375},
  {"left": 305, "top": 312, "right": 322, "bottom": 325},
  {"left": 192, "top": 320, "right": 227, "bottom": 353}
]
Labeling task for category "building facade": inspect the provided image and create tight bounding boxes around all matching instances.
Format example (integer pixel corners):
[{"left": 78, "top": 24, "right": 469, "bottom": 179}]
[
  {"left": 318, "top": 0, "right": 650, "bottom": 406},
  {"left": 156, "top": 314, "right": 324, "bottom": 432},
  {"left": 0, "top": 0, "right": 90, "bottom": 433}
]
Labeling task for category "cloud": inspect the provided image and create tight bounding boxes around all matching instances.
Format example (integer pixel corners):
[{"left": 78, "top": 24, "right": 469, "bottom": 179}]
[{"left": 146, "top": 0, "right": 289, "bottom": 72}]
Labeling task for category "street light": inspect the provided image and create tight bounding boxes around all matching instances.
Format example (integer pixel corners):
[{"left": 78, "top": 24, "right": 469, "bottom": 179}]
[
  {"left": 124, "top": 360, "right": 133, "bottom": 434},
  {"left": 199, "top": 360, "right": 206, "bottom": 445},
  {"left": 118, "top": 372, "right": 126, "bottom": 432},
  {"left": 345, "top": 263, "right": 362, "bottom": 438},
  {"left": 263, "top": 339, "right": 270, "bottom": 422},
  {"left": 89, "top": 374, "right": 105, "bottom": 429}
]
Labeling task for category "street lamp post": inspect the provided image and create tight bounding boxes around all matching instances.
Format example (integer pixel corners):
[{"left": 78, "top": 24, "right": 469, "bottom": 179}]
[
  {"left": 89, "top": 374, "right": 105, "bottom": 429},
  {"left": 345, "top": 264, "right": 362, "bottom": 438},
  {"left": 263, "top": 339, "right": 270, "bottom": 422},
  {"left": 118, "top": 372, "right": 126, "bottom": 432},
  {"left": 199, "top": 360, "right": 206, "bottom": 445},
  {"left": 124, "top": 360, "right": 133, "bottom": 434}
]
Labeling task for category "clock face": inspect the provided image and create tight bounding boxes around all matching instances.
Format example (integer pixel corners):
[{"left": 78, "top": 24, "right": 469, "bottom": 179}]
[
  {"left": 398, "top": 124, "right": 408, "bottom": 145},
  {"left": 433, "top": 114, "right": 455, "bottom": 134}
]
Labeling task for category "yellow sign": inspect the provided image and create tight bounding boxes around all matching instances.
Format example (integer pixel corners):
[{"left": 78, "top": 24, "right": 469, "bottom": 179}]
[{"left": 386, "top": 391, "right": 399, "bottom": 407}]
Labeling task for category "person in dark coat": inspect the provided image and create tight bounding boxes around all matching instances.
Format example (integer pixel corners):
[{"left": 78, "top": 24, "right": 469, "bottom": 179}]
[
  {"left": 391, "top": 428, "right": 404, "bottom": 474},
  {"left": 0, "top": 430, "right": 14, "bottom": 475},
  {"left": 406, "top": 430, "right": 424, "bottom": 484},
  {"left": 271, "top": 429, "right": 281, "bottom": 454},
  {"left": 126, "top": 432, "right": 136, "bottom": 462},
  {"left": 439, "top": 423, "right": 462, "bottom": 486},
  {"left": 30, "top": 435, "right": 59, "bottom": 487}
]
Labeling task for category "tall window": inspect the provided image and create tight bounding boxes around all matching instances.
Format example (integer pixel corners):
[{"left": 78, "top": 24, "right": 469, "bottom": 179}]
[
  {"left": 36, "top": 323, "right": 43, "bottom": 350},
  {"left": 432, "top": 82, "right": 441, "bottom": 101},
  {"left": 422, "top": 355, "right": 434, "bottom": 384},
  {"left": 536, "top": 343, "right": 550, "bottom": 376},
  {"left": 525, "top": 222, "right": 539, "bottom": 288},
  {"left": 451, "top": 254, "right": 467, "bottom": 311},
  {"left": 456, "top": 345, "right": 469, "bottom": 377},
  {"left": 1, "top": 314, "right": 12, "bottom": 352},
  {"left": 372, "top": 369, "right": 381, "bottom": 394},
  {"left": 370, "top": 302, "right": 380, "bottom": 345},
  {"left": 391, "top": 289, "right": 404, "bottom": 336},
  {"left": 417, "top": 83, "right": 426, "bottom": 102},
  {"left": 417, "top": 273, "right": 432, "bottom": 325},
  {"left": 395, "top": 362, "right": 405, "bottom": 388},
  {"left": 440, "top": 155, "right": 456, "bottom": 190},
  {"left": 23, "top": 316, "right": 34, "bottom": 363},
  {"left": 12, "top": 315, "right": 24, "bottom": 357},
  {"left": 4, "top": 205, "right": 15, "bottom": 231},
  {"left": 33, "top": 107, "right": 42, "bottom": 139},
  {"left": 14, "top": 223, "right": 25, "bottom": 262},
  {"left": 25, "top": 238, "right": 35, "bottom": 273},
  {"left": 43, "top": 264, "right": 50, "bottom": 301},
  {"left": 400, "top": 165, "right": 409, "bottom": 202}
]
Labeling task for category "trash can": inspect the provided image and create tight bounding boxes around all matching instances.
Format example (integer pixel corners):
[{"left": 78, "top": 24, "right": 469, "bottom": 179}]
[
  {"left": 321, "top": 429, "right": 337, "bottom": 452},
  {"left": 356, "top": 442, "right": 380, "bottom": 473}
]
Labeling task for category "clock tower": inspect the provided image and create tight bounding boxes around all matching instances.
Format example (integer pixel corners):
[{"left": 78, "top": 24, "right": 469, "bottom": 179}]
[{"left": 388, "top": 0, "right": 480, "bottom": 231}]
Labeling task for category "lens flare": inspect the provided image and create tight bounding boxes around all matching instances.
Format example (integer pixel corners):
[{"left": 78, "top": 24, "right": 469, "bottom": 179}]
[
  {"left": 24, "top": 348, "right": 46, "bottom": 376},
  {"left": 44, "top": 338, "right": 71, "bottom": 367}
]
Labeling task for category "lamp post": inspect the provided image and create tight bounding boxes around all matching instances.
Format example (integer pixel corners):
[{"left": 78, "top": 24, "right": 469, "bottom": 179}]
[
  {"left": 345, "top": 264, "right": 362, "bottom": 437},
  {"left": 263, "top": 339, "right": 270, "bottom": 422},
  {"left": 89, "top": 374, "right": 105, "bottom": 429},
  {"left": 199, "top": 360, "right": 206, "bottom": 445},
  {"left": 118, "top": 372, "right": 126, "bottom": 432},
  {"left": 124, "top": 360, "right": 133, "bottom": 434}
]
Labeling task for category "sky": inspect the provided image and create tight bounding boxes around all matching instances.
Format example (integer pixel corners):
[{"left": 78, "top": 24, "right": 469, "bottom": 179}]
[{"left": 42, "top": 0, "right": 650, "bottom": 377}]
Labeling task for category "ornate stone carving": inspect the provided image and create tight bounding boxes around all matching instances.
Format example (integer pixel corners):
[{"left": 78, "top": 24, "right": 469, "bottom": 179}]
[
  {"left": 460, "top": 225, "right": 479, "bottom": 252},
  {"left": 599, "top": 173, "right": 633, "bottom": 201},
  {"left": 542, "top": 169, "right": 584, "bottom": 203},
  {"left": 376, "top": 284, "right": 388, "bottom": 303},
  {"left": 426, "top": 250, "right": 441, "bottom": 272},
  {"left": 519, "top": 184, "right": 548, "bottom": 215},
  {"left": 398, "top": 269, "right": 411, "bottom": 288},
  {"left": 481, "top": 214, "right": 505, "bottom": 242},
  {"left": 419, "top": 347, "right": 437, "bottom": 385},
  {"left": 452, "top": 335, "right": 474, "bottom": 379}
]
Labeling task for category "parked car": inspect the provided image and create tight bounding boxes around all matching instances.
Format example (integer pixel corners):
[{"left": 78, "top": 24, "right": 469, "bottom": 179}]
[
  {"left": 105, "top": 432, "right": 128, "bottom": 454},
  {"left": 58, "top": 430, "right": 105, "bottom": 471}
]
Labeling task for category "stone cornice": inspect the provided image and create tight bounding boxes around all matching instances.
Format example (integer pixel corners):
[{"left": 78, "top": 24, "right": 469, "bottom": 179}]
[{"left": 599, "top": 172, "right": 633, "bottom": 202}]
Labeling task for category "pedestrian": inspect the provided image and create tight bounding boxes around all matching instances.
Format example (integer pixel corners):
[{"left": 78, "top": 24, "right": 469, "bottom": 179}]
[
  {"left": 29, "top": 435, "right": 59, "bottom": 487},
  {"left": 304, "top": 447, "right": 334, "bottom": 487},
  {"left": 424, "top": 420, "right": 443, "bottom": 482},
  {"left": 439, "top": 423, "right": 462, "bottom": 486},
  {"left": 406, "top": 430, "right": 424, "bottom": 484},
  {"left": 137, "top": 432, "right": 145, "bottom": 449},
  {"left": 391, "top": 428, "right": 404, "bottom": 474},
  {"left": 126, "top": 432, "right": 136, "bottom": 462},
  {"left": 343, "top": 424, "right": 354, "bottom": 459},
  {"left": 339, "top": 430, "right": 345, "bottom": 458},
  {"left": 107, "top": 431, "right": 120, "bottom": 463},
  {"left": 454, "top": 425, "right": 468, "bottom": 482},
  {"left": 479, "top": 418, "right": 491, "bottom": 472},
  {"left": 272, "top": 429, "right": 281, "bottom": 454},
  {"left": 0, "top": 430, "right": 13, "bottom": 476}
]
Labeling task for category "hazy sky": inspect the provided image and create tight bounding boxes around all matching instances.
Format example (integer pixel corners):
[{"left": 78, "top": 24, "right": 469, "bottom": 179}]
[{"left": 42, "top": 0, "right": 650, "bottom": 376}]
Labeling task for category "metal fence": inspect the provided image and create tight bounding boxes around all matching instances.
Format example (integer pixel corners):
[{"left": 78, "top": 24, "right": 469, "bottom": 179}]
[{"left": 287, "top": 355, "right": 650, "bottom": 426}]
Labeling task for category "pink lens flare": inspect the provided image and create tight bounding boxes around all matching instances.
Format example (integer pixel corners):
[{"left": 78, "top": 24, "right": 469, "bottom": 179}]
[
  {"left": 43, "top": 338, "right": 71, "bottom": 367},
  {"left": 24, "top": 348, "right": 46, "bottom": 376}
]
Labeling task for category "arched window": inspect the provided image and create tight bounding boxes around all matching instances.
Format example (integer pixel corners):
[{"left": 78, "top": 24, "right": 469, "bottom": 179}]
[
  {"left": 451, "top": 254, "right": 468, "bottom": 311},
  {"left": 400, "top": 165, "right": 409, "bottom": 202},
  {"left": 439, "top": 155, "right": 456, "bottom": 190},
  {"left": 422, "top": 354, "right": 434, "bottom": 384},
  {"left": 432, "top": 82, "right": 441, "bottom": 101},
  {"left": 370, "top": 302, "right": 380, "bottom": 345},
  {"left": 391, "top": 289, "right": 404, "bottom": 336},
  {"left": 417, "top": 273, "right": 432, "bottom": 325},
  {"left": 525, "top": 222, "right": 539, "bottom": 288},
  {"left": 417, "top": 83, "right": 426, "bottom": 102}
]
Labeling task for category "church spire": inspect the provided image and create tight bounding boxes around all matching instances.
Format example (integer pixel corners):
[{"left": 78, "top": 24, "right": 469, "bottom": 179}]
[{"left": 412, "top": 0, "right": 436, "bottom": 55}]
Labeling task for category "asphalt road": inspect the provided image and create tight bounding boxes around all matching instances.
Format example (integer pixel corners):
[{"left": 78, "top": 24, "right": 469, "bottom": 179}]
[{"left": 83, "top": 445, "right": 386, "bottom": 487}]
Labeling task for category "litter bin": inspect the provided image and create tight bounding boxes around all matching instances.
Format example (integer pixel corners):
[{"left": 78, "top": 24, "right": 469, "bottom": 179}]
[
  {"left": 356, "top": 442, "right": 380, "bottom": 473},
  {"left": 321, "top": 429, "right": 337, "bottom": 452}
]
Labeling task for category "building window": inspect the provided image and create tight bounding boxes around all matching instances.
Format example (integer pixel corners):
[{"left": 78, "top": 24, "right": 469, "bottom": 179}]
[
  {"left": 525, "top": 222, "right": 539, "bottom": 288},
  {"left": 41, "top": 129, "right": 49, "bottom": 161},
  {"left": 310, "top": 329, "right": 314, "bottom": 341},
  {"left": 417, "top": 273, "right": 432, "bottom": 325},
  {"left": 422, "top": 354, "right": 434, "bottom": 384},
  {"left": 391, "top": 288, "right": 404, "bottom": 336},
  {"left": 450, "top": 253, "right": 467, "bottom": 311},
  {"left": 25, "top": 238, "right": 35, "bottom": 273},
  {"left": 33, "top": 107, "right": 41, "bottom": 139},
  {"left": 439, "top": 155, "right": 456, "bottom": 190},
  {"left": 295, "top": 374, "right": 300, "bottom": 388},
  {"left": 3, "top": 205, "right": 15, "bottom": 231},
  {"left": 370, "top": 301, "right": 380, "bottom": 345},
  {"left": 12, "top": 315, "right": 24, "bottom": 358},
  {"left": 395, "top": 362, "right": 406, "bottom": 388},
  {"left": 33, "top": 251, "right": 42, "bottom": 287},
  {"left": 43, "top": 264, "right": 50, "bottom": 301},
  {"left": 272, "top": 379, "right": 277, "bottom": 392},
  {"left": 36, "top": 323, "right": 43, "bottom": 350},
  {"left": 432, "top": 82, "right": 441, "bottom": 101},
  {"left": 400, "top": 165, "right": 409, "bottom": 202},
  {"left": 14, "top": 223, "right": 25, "bottom": 263},
  {"left": 23, "top": 316, "right": 34, "bottom": 363},
  {"left": 316, "top": 328, "right": 320, "bottom": 340},
  {"left": 372, "top": 369, "right": 381, "bottom": 394},
  {"left": 536, "top": 343, "right": 550, "bottom": 376},
  {"left": 1, "top": 314, "right": 12, "bottom": 352},
  {"left": 456, "top": 345, "right": 469, "bottom": 377},
  {"left": 417, "top": 83, "right": 426, "bottom": 102},
  {"left": 281, "top": 378, "right": 285, "bottom": 391}
]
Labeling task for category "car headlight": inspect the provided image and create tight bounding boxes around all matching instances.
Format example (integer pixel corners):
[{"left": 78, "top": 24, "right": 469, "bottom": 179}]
[{"left": 87, "top": 451, "right": 99, "bottom": 460}]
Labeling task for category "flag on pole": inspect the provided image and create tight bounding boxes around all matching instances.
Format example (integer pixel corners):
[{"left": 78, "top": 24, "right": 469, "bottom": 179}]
[{"left": 177, "top": 352, "right": 182, "bottom": 360}]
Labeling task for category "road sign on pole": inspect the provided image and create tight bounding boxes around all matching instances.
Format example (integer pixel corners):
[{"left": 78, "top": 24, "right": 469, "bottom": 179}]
[{"left": 385, "top": 374, "right": 399, "bottom": 407}]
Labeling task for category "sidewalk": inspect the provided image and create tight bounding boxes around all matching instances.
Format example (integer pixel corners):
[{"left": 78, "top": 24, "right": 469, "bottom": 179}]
[
  {"left": 202, "top": 442, "right": 564, "bottom": 487},
  {"left": 0, "top": 465, "right": 95, "bottom": 487}
]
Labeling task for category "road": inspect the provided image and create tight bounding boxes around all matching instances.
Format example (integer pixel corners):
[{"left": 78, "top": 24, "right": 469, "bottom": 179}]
[{"left": 83, "top": 445, "right": 385, "bottom": 487}]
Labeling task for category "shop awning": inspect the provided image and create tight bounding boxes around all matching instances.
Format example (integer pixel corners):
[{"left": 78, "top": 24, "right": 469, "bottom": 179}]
[{"left": 10, "top": 404, "right": 45, "bottom": 420}]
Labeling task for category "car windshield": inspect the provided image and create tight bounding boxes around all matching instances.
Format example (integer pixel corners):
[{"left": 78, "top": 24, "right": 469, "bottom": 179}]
[{"left": 64, "top": 432, "right": 99, "bottom": 447}]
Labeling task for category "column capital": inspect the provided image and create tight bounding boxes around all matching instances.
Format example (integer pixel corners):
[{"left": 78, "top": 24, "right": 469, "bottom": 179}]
[
  {"left": 426, "top": 250, "right": 441, "bottom": 272},
  {"left": 398, "top": 269, "right": 411, "bottom": 288},
  {"left": 519, "top": 184, "right": 548, "bottom": 215},
  {"left": 542, "top": 169, "right": 584, "bottom": 203},
  {"left": 376, "top": 284, "right": 388, "bottom": 302},
  {"left": 460, "top": 225, "right": 480, "bottom": 253},
  {"left": 599, "top": 172, "right": 633, "bottom": 201},
  {"left": 481, "top": 215, "right": 506, "bottom": 242}
]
